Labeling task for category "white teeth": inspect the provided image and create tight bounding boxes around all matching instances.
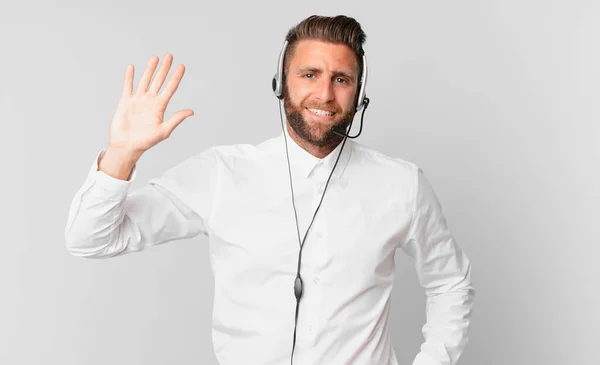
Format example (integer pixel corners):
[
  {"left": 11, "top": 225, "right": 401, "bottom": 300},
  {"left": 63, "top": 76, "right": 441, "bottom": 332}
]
[{"left": 308, "top": 108, "right": 334, "bottom": 117}]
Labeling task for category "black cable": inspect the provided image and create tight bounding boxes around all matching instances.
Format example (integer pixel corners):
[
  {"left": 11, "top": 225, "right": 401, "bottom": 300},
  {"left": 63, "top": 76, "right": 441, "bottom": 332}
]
[{"left": 278, "top": 100, "right": 368, "bottom": 364}]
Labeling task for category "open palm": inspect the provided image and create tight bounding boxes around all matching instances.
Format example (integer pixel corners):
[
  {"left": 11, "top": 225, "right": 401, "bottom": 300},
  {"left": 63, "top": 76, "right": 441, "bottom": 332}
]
[{"left": 108, "top": 53, "right": 194, "bottom": 155}]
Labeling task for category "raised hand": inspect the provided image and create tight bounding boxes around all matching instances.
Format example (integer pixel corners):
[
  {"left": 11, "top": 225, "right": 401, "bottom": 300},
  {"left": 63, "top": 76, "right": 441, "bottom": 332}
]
[{"left": 108, "top": 53, "right": 194, "bottom": 158}]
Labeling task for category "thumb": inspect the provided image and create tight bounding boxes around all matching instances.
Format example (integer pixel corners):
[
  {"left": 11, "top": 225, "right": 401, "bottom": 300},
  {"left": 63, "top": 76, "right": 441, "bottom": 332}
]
[{"left": 160, "top": 109, "right": 194, "bottom": 137}]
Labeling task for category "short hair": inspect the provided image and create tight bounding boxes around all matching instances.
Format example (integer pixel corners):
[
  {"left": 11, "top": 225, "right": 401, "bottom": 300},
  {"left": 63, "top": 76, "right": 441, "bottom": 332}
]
[{"left": 283, "top": 15, "right": 367, "bottom": 81}]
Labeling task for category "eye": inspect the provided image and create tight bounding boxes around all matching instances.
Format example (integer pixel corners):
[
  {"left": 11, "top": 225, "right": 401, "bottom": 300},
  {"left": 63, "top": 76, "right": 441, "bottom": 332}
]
[
  {"left": 334, "top": 77, "right": 347, "bottom": 84},
  {"left": 303, "top": 73, "right": 315, "bottom": 79}
]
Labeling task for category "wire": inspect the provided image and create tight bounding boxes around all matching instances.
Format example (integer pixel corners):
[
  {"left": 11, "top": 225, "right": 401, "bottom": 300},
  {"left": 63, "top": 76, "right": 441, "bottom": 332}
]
[{"left": 278, "top": 100, "right": 356, "bottom": 364}]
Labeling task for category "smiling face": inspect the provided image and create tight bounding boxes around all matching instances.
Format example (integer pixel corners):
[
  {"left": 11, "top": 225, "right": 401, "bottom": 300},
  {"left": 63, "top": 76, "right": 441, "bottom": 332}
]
[{"left": 283, "top": 39, "right": 359, "bottom": 149}]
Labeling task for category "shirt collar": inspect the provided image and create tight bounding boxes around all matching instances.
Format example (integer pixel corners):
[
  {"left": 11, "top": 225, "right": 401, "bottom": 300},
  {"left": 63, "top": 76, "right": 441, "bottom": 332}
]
[{"left": 278, "top": 125, "right": 353, "bottom": 180}]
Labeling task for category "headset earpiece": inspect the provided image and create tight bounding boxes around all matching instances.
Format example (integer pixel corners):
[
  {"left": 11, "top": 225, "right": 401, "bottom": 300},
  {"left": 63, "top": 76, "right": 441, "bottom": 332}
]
[
  {"left": 272, "top": 41, "right": 288, "bottom": 99},
  {"left": 355, "top": 54, "right": 368, "bottom": 112}
]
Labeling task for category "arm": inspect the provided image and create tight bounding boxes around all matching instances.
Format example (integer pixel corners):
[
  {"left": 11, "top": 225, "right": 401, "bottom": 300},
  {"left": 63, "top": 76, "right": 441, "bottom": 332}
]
[
  {"left": 64, "top": 147, "right": 219, "bottom": 258},
  {"left": 64, "top": 53, "right": 205, "bottom": 258},
  {"left": 400, "top": 168, "right": 475, "bottom": 365}
]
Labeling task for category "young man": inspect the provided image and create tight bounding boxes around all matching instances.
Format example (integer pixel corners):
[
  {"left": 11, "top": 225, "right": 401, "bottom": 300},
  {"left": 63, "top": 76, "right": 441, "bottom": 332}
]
[{"left": 65, "top": 15, "right": 474, "bottom": 365}]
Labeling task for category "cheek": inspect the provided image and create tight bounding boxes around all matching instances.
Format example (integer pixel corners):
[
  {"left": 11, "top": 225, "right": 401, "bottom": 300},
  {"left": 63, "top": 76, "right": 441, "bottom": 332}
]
[
  {"left": 337, "top": 89, "right": 356, "bottom": 110},
  {"left": 288, "top": 89, "right": 310, "bottom": 107},
  {"left": 287, "top": 80, "right": 326, "bottom": 106}
]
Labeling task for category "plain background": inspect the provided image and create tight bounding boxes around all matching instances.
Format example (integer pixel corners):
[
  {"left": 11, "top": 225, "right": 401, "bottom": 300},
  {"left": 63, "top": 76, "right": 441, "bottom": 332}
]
[{"left": 1, "top": 0, "right": 598, "bottom": 364}]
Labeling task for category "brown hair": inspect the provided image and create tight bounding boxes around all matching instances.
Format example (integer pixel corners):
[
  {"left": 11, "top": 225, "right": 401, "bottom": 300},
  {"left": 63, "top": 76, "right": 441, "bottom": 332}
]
[{"left": 283, "top": 15, "right": 367, "bottom": 82}]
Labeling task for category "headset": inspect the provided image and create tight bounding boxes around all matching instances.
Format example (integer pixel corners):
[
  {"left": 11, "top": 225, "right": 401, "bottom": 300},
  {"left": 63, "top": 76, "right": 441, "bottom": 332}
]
[{"left": 271, "top": 39, "right": 370, "bottom": 364}]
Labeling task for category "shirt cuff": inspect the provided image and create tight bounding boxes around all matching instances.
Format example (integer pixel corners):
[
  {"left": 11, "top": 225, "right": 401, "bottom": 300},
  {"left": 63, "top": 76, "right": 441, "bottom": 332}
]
[{"left": 84, "top": 149, "right": 138, "bottom": 197}]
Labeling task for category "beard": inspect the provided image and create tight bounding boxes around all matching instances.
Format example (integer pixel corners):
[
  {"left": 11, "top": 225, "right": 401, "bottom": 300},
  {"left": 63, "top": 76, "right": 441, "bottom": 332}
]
[{"left": 283, "top": 85, "right": 356, "bottom": 148}]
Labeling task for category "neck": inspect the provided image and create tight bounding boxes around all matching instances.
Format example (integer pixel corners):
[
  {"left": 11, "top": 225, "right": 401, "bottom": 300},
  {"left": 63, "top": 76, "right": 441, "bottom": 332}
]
[{"left": 285, "top": 123, "right": 342, "bottom": 159}]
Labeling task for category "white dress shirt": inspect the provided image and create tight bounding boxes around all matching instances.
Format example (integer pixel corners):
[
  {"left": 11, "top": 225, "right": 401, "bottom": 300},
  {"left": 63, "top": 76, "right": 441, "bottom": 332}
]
[{"left": 65, "top": 128, "right": 474, "bottom": 365}]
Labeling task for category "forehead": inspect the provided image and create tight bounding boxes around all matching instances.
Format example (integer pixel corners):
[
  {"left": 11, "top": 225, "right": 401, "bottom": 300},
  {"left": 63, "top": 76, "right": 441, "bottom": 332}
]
[{"left": 288, "top": 39, "right": 358, "bottom": 74}]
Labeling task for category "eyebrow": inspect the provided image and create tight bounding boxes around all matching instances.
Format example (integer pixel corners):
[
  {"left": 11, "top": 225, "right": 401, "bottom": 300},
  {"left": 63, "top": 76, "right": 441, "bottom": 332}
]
[{"left": 295, "top": 66, "right": 356, "bottom": 81}]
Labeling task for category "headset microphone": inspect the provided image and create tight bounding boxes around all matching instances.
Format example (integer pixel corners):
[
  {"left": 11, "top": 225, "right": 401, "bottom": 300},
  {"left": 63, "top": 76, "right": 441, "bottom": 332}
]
[{"left": 331, "top": 97, "right": 370, "bottom": 139}]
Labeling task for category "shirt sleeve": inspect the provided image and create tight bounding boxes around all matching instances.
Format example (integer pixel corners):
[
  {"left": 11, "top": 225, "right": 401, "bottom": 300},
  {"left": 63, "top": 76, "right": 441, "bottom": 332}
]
[
  {"left": 400, "top": 167, "right": 475, "bottom": 365},
  {"left": 64, "top": 147, "right": 220, "bottom": 258}
]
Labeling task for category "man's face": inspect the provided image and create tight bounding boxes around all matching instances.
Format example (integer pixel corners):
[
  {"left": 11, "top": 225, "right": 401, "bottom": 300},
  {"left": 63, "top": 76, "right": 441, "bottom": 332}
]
[{"left": 283, "top": 39, "right": 359, "bottom": 147}]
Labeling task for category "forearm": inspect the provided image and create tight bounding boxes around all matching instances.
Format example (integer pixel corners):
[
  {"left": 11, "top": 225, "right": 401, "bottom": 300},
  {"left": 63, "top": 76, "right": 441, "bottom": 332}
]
[{"left": 65, "top": 154, "right": 136, "bottom": 258}]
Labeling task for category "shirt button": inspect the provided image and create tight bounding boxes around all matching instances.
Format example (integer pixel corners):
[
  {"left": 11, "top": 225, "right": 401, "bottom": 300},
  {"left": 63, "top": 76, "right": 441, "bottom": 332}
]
[
  {"left": 315, "top": 232, "right": 323, "bottom": 239},
  {"left": 314, "top": 277, "right": 320, "bottom": 284},
  {"left": 317, "top": 186, "right": 324, "bottom": 194},
  {"left": 308, "top": 325, "right": 313, "bottom": 332}
]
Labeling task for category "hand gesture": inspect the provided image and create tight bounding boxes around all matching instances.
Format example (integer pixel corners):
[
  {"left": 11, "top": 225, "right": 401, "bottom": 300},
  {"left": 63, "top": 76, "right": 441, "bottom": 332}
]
[{"left": 108, "top": 53, "right": 194, "bottom": 158}]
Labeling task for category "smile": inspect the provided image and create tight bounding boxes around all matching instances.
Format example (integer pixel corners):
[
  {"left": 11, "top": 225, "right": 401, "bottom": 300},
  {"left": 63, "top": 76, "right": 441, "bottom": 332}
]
[{"left": 307, "top": 108, "right": 335, "bottom": 117}]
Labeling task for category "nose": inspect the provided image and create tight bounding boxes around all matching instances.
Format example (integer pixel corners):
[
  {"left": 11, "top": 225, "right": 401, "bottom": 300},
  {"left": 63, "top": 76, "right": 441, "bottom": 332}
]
[{"left": 315, "top": 78, "right": 334, "bottom": 102}]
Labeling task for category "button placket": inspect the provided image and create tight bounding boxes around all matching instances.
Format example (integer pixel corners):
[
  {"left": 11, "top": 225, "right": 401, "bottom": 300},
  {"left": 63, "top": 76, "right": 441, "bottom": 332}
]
[
  {"left": 300, "top": 166, "right": 327, "bottom": 343},
  {"left": 311, "top": 225, "right": 326, "bottom": 267},
  {"left": 305, "top": 268, "right": 323, "bottom": 344}
]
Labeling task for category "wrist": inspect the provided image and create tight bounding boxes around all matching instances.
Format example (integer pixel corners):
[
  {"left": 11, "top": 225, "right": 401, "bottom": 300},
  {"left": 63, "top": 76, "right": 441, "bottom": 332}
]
[
  {"left": 105, "top": 145, "right": 142, "bottom": 164},
  {"left": 98, "top": 147, "right": 141, "bottom": 181}
]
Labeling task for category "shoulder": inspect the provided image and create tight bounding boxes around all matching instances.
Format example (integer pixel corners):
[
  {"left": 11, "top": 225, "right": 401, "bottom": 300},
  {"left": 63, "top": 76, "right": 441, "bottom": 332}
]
[
  {"left": 350, "top": 141, "right": 421, "bottom": 179},
  {"left": 201, "top": 135, "right": 281, "bottom": 173}
]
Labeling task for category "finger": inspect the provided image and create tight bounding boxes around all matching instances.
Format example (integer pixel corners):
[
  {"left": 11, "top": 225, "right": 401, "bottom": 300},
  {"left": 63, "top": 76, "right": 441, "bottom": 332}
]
[
  {"left": 147, "top": 53, "right": 173, "bottom": 94},
  {"left": 135, "top": 55, "right": 159, "bottom": 94},
  {"left": 160, "top": 64, "right": 185, "bottom": 103},
  {"left": 160, "top": 109, "right": 194, "bottom": 138},
  {"left": 122, "top": 64, "right": 134, "bottom": 96}
]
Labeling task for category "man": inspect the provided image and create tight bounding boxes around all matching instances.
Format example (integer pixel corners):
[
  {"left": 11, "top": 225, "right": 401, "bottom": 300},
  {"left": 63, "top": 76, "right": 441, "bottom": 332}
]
[{"left": 65, "top": 15, "right": 474, "bottom": 365}]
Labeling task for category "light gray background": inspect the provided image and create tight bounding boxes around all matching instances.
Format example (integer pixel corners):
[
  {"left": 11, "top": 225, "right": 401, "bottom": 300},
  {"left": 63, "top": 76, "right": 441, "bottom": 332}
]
[{"left": 1, "top": 0, "right": 598, "bottom": 364}]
